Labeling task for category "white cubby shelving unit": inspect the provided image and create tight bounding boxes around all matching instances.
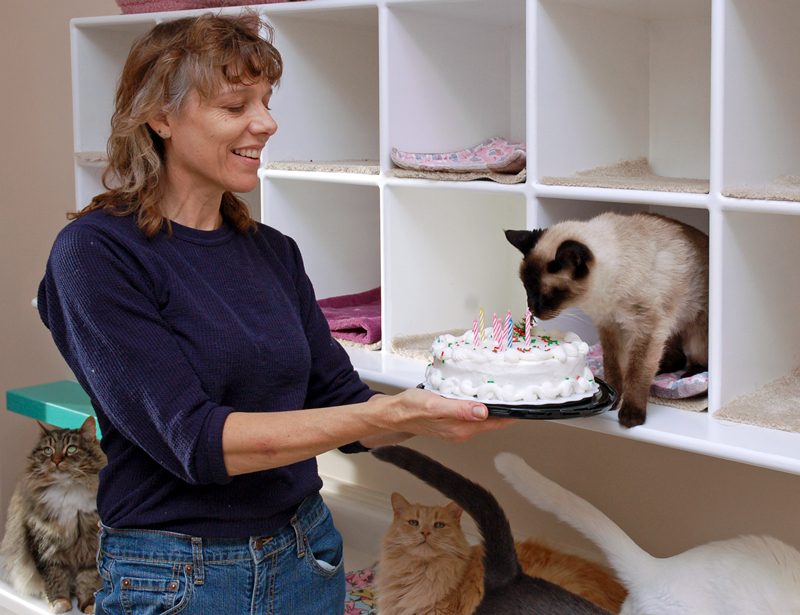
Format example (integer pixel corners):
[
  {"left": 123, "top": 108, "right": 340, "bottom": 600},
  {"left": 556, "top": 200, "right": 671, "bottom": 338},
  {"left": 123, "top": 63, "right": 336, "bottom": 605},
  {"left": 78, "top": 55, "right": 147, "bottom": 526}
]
[
  {"left": 63, "top": 0, "right": 800, "bottom": 477},
  {"left": 4, "top": 0, "right": 800, "bottom": 611}
]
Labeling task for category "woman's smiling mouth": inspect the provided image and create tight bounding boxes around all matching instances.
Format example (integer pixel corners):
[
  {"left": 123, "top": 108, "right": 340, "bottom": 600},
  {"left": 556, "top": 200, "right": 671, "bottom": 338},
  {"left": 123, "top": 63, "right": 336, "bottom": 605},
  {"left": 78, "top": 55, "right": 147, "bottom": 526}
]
[{"left": 233, "top": 148, "right": 261, "bottom": 159}]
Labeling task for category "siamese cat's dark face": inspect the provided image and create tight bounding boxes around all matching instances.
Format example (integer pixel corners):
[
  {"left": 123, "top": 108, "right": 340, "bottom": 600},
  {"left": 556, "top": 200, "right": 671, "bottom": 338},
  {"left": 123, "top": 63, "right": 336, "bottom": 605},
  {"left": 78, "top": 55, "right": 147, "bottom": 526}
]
[{"left": 505, "top": 229, "right": 594, "bottom": 320}]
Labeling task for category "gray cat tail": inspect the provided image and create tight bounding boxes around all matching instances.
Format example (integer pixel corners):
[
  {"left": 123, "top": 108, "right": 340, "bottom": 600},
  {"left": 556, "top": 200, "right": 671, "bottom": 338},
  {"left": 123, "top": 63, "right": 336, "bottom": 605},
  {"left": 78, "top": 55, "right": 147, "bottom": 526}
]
[
  {"left": 494, "top": 453, "right": 655, "bottom": 585},
  {"left": 371, "top": 445, "right": 520, "bottom": 592}
]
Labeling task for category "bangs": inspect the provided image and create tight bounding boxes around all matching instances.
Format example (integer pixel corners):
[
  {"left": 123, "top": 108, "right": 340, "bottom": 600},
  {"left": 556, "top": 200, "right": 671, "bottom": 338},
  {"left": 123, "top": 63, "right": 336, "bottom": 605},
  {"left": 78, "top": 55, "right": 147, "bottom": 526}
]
[{"left": 167, "top": 12, "right": 282, "bottom": 109}]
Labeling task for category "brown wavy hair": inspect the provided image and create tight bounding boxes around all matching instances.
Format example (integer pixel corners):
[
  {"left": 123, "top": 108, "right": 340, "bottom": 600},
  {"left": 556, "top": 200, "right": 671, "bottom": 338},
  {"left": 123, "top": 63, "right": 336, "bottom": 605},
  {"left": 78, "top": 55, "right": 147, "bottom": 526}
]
[{"left": 70, "top": 10, "right": 283, "bottom": 237}]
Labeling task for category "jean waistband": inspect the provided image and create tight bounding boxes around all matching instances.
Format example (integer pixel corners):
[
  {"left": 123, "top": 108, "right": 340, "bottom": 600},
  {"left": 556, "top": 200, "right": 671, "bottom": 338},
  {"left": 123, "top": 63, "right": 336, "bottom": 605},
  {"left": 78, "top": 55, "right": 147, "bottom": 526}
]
[{"left": 98, "top": 491, "right": 327, "bottom": 565}]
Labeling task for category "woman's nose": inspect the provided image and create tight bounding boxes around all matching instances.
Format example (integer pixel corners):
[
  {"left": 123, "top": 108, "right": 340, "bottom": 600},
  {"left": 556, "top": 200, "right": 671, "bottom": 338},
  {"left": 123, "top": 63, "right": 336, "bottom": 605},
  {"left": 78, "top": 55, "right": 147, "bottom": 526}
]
[{"left": 251, "top": 106, "right": 277, "bottom": 137}]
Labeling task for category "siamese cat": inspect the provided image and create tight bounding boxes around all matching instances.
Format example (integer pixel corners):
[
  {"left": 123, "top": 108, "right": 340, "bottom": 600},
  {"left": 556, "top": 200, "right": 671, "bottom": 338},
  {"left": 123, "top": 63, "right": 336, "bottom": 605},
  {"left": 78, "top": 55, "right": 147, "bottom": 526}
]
[
  {"left": 505, "top": 212, "right": 708, "bottom": 427},
  {"left": 371, "top": 445, "right": 613, "bottom": 615},
  {"left": 495, "top": 452, "right": 800, "bottom": 615}
]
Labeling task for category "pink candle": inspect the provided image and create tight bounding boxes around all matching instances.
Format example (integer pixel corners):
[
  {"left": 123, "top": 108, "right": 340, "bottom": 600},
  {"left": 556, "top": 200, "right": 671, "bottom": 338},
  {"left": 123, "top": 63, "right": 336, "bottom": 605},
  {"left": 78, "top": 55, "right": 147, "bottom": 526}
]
[
  {"left": 473, "top": 318, "right": 480, "bottom": 346},
  {"left": 525, "top": 307, "right": 531, "bottom": 347},
  {"left": 493, "top": 313, "right": 502, "bottom": 348}
]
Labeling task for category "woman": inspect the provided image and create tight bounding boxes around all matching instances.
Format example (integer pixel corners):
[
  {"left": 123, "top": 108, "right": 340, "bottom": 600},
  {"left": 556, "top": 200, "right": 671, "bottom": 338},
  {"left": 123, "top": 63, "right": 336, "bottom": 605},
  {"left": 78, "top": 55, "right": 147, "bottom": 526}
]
[{"left": 38, "top": 10, "right": 511, "bottom": 615}]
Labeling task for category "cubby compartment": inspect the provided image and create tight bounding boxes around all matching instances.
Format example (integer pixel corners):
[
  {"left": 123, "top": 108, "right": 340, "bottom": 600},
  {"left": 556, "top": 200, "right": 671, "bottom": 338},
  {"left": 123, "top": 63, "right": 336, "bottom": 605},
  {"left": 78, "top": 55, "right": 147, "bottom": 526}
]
[
  {"left": 536, "top": 0, "right": 711, "bottom": 191},
  {"left": 262, "top": 178, "right": 380, "bottom": 302},
  {"left": 721, "top": 0, "right": 800, "bottom": 203},
  {"left": 71, "top": 18, "right": 156, "bottom": 154},
  {"left": 383, "top": 185, "right": 526, "bottom": 345},
  {"left": 384, "top": 0, "right": 526, "bottom": 166},
  {"left": 716, "top": 211, "right": 800, "bottom": 406},
  {"left": 263, "top": 7, "right": 380, "bottom": 168}
]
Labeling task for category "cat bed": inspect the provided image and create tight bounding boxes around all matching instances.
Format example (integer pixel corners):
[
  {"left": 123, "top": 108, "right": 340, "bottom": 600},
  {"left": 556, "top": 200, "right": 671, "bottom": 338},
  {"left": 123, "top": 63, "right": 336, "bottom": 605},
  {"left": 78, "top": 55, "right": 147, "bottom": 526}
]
[
  {"left": 541, "top": 158, "right": 709, "bottom": 194},
  {"left": 115, "top": 0, "right": 303, "bottom": 13},
  {"left": 345, "top": 565, "right": 378, "bottom": 615},
  {"left": 390, "top": 331, "right": 708, "bottom": 412},
  {"left": 722, "top": 175, "right": 800, "bottom": 202},
  {"left": 714, "top": 366, "right": 800, "bottom": 434},
  {"left": 391, "top": 137, "right": 526, "bottom": 174},
  {"left": 585, "top": 344, "right": 708, "bottom": 401},
  {"left": 318, "top": 287, "right": 381, "bottom": 345},
  {"left": 262, "top": 160, "right": 380, "bottom": 174}
]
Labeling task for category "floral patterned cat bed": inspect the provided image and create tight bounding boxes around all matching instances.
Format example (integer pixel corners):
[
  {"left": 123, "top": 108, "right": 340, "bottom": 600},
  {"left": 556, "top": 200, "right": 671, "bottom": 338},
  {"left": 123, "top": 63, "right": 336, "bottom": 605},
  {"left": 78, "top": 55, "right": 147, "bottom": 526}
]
[
  {"left": 586, "top": 344, "right": 708, "bottom": 400},
  {"left": 345, "top": 565, "right": 378, "bottom": 615},
  {"left": 391, "top": 137, "right": 526, "bottom": 174}
]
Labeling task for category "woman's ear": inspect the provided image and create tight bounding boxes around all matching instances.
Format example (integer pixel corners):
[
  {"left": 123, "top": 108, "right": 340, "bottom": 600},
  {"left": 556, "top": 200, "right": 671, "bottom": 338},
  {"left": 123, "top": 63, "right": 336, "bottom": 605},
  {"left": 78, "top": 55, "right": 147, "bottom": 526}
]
[{"left": 147, "top": 114, "right": 171, "bottom": 140}]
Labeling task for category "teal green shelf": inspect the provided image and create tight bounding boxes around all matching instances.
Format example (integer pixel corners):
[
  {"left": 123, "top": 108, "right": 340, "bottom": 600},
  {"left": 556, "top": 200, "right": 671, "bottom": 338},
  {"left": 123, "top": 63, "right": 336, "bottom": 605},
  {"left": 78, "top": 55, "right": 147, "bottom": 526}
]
[{"left": 6, "top": 381, "right": 101, "bottom": 437}]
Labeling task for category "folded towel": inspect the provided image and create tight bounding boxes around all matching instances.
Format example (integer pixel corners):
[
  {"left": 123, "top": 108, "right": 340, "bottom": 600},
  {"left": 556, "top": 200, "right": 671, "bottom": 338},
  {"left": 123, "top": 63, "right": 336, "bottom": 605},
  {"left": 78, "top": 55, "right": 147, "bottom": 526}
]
[
  {"left": 116, "top": 0, "right": 302, "bottom": 14},
  {"left": 391, "top": 137, "right": 526, "bottom": 174},
  {"left": 318, "top": 287, "right": 381, "bottom": 345}
]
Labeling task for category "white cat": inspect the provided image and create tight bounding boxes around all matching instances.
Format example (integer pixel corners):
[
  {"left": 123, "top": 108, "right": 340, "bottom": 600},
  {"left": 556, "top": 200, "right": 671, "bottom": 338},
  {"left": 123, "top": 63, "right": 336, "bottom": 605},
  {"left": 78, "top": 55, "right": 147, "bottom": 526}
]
[{"left": 494, "top": 453, "right": 800, "bottom": 615}]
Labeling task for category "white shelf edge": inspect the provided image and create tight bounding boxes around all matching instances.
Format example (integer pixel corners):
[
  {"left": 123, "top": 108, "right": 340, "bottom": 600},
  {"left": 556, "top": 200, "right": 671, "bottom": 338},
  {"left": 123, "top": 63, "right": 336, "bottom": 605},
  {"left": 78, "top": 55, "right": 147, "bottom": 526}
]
[
  {"left": 348, "top": 350, "right": 800, "bottom": 477},
  {"left": 534, "top": 184, "right": 711, "bottom": 208},
  {"left": 259, "top": 168, "right": 380, "bottom": 186},
  {"left": 384, "top": 176, "right": 528, "bottom": 194},
  {"left": 718, "top": 194, "right": 800, "bottom": 216}
]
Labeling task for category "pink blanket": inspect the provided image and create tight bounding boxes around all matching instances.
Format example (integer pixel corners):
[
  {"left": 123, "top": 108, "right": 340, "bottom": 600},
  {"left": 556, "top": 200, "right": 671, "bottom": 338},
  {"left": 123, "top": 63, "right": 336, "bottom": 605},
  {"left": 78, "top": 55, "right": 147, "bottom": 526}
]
[{"left": 318, "top": 287, "right": 381, "bottom": 344}]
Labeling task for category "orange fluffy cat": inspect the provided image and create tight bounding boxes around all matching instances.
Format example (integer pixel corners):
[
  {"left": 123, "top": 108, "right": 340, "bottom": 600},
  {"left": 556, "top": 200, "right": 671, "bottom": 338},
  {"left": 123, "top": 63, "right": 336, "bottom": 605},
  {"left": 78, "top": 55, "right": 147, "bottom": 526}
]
[{"left": 377, "top": 492, "right": 626, "bottom": 615}]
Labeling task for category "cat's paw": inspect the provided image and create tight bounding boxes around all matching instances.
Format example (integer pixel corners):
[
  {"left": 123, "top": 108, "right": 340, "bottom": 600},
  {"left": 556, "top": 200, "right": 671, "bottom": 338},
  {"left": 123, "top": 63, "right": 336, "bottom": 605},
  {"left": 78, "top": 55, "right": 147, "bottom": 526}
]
[
  {"left": 617, "top": 401, "right": 646, "bottom": 428},
  {"left": 80, "top": 603, "right": 95, "bottom": 614},
  {"left": 50, "top": 598, "right": 72, "bottom": 614}
]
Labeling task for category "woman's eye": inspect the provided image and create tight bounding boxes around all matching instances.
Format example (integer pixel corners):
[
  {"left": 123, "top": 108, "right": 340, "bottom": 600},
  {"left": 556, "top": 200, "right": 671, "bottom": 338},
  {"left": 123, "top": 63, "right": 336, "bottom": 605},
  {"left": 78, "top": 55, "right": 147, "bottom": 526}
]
[
  {"left": 408, "top": 520, "right": 419, "bottom": 526},
  {"left": 434, "top": 522, "right": 445, "bottom": 529},
  {"left": 227, "top": 106, "right": 245, "bottom": 113},
  {"left": 66, "top": 445, "right": 78, "bottom": 454}
]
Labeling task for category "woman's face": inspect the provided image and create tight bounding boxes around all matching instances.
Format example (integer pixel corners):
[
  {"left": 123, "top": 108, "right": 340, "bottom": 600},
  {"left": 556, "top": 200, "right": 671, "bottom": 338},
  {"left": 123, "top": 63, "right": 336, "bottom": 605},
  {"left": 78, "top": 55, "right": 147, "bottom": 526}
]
[{"left": 157, "top": 78, "right": 277, "bottom": 204}]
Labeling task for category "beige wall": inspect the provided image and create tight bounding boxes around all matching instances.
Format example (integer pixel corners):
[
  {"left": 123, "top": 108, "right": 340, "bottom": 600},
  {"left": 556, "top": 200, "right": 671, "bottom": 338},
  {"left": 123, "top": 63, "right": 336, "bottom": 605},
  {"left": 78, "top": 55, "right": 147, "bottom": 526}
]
[
  {"left": 0, "top": 0, "right": 120, "bottom": 531},
  {"left": 0, "top": 0, "right": 798, "bottom": 572}
]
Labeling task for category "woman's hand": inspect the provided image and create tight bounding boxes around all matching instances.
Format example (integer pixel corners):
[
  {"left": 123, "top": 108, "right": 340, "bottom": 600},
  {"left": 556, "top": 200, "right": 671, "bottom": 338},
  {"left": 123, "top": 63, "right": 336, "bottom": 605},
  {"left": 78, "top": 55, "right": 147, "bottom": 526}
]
[{"left": 361, "top": 388, "right": 515, "bottom": 446}]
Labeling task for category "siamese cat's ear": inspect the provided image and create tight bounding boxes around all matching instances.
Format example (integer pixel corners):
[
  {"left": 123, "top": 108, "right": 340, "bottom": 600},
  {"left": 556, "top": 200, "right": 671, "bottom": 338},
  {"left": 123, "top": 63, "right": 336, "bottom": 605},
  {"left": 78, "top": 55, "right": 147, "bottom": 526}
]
[
  {"left": 505, "top": 229, "right": 545, "bottom": 256},
  {"left": 548, "top": 240, "right": 593, "bottom": 279}
]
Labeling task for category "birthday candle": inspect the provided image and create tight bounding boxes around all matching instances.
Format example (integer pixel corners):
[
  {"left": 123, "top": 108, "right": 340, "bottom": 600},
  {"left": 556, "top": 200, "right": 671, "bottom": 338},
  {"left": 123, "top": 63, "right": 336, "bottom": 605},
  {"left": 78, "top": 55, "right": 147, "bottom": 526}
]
[
  {"left": 505, "top": 310, "right": 512, "bottom": 348},
  {"left": 525, "top": 307, "right": 531, "bottom": 347},
  {"left": 478, "top": 307, "right": 485, "bottom": 342},
  {"left": 493, "top": 313, "right": 502, "bottom": 348},
  {"left": 473, "top": 318, "right": 480, "bottom": 347}
]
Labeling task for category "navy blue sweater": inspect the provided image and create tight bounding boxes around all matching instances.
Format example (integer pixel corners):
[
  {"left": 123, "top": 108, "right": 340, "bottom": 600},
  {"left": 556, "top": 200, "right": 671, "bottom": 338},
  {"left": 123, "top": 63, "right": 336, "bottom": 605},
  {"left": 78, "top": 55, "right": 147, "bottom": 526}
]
[{"left": 38, "top": 210, "right": 376, "bottom": 537}]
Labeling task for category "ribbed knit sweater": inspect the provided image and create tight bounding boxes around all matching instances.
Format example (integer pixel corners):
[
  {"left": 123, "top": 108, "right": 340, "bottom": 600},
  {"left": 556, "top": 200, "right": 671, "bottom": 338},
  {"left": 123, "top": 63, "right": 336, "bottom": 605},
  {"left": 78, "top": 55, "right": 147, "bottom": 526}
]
[{"left": 38, "top": 210, "right": 376, "bottom": 537}]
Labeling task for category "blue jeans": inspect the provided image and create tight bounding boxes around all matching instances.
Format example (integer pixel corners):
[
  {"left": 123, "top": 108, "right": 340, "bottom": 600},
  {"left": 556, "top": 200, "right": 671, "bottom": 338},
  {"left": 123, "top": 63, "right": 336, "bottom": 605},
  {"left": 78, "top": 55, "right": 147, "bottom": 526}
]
[{"left": 95, "top": 493, "right": 345, "bottom": 615}]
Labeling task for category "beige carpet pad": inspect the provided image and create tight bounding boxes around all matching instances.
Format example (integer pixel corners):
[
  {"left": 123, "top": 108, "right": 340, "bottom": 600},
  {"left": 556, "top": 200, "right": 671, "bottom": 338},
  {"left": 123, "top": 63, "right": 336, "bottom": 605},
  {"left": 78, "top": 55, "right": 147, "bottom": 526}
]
[
  {"left": 714, "top": 366, "right": 800, "bottom": 434},
  {"left": 541, "top": 157, "right": 709, "bottom": 194}
]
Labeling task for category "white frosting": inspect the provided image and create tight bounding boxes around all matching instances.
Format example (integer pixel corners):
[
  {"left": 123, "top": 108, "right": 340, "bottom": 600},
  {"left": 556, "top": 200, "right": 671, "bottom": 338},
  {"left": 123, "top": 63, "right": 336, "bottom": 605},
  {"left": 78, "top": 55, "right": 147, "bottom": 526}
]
[{"left": 424, "top": 325, "right": 596, "bottom": 403}]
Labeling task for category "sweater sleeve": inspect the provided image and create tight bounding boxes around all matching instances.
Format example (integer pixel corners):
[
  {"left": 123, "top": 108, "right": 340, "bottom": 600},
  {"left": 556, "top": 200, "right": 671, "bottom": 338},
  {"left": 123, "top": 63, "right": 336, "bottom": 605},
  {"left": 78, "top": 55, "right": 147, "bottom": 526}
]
[
  {"left": 282, "top": 237, "right": 378, "bottom": 454},
  {"left": 39, "top": 224, "right": 233, "bottom": 486}
]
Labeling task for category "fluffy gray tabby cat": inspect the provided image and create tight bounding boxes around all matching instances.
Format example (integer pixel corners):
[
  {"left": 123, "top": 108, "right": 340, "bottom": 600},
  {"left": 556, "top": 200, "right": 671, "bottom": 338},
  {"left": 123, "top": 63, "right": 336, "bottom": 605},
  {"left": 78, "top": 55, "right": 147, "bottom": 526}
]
[{"left": 1, "top": 416, "right": 106, "bottom": 614}]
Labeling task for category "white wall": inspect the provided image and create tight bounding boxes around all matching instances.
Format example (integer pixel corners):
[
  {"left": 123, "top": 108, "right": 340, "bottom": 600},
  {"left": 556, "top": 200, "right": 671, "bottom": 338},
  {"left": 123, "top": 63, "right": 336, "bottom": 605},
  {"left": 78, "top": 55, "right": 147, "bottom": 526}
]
[{"left": 1, "top": 0, "right": 799, "bottom": 575}]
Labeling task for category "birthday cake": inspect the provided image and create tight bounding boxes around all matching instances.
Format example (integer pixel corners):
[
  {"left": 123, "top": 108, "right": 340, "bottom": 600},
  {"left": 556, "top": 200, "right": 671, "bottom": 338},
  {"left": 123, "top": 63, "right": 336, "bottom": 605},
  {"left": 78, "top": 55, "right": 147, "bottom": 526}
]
[{"left": 424, "top": 324, "right": 596, "bottom": 404}]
